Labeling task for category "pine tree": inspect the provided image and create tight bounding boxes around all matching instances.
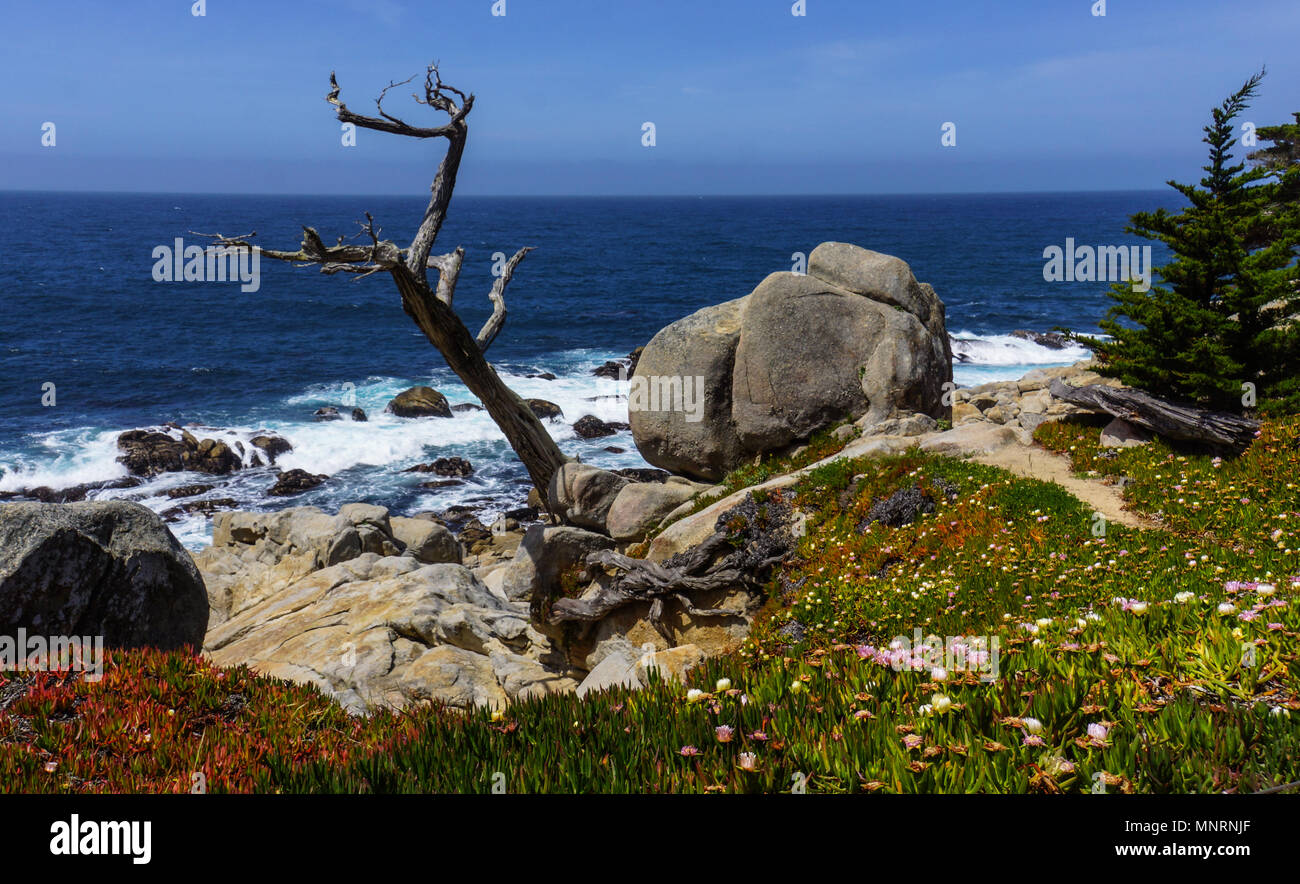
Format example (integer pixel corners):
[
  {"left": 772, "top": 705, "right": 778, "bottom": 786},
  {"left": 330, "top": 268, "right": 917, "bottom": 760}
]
[
  {"left": 1249, "top": 112, "right": 1300, "bottom": 174},
  {"left": 1086, "top": 71, "right": 1300, "bottom": 414}
]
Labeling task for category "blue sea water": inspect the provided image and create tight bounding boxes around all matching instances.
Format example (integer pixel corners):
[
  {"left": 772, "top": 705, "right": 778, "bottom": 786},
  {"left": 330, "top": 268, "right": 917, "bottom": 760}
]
[{"left": 0, "top": 191, "right": 1174, "bottom": 547}]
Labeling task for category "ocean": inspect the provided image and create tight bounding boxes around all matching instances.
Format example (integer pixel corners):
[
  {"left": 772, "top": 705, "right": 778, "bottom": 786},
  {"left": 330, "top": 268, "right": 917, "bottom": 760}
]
[{"left": 0, "top": 190, "right": 1174, "bottom": 548}]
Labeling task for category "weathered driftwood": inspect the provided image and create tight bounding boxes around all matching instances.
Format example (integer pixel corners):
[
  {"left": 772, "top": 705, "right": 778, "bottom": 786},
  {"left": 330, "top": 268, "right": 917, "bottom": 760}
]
[
  {"left": 195, "top": 63, "right": 569, "bottom": 511},
  {"left": 1048, "top": 379, "right": 1260, "bottom": 452},
  {"left": 548, "top": 494, "right": 796, "bottom": 640}
]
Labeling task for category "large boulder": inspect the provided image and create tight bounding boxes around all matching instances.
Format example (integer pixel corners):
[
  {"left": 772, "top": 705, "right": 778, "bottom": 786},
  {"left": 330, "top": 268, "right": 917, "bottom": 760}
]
[
  {"left": 0, "top": 501, "right": 208, "bottom": 649},
  {"left": 629, "top": 298, "right": 748, "bottom": 482},
  {"left": 630, "top": 244, "right": 951, "bottom": 479}
]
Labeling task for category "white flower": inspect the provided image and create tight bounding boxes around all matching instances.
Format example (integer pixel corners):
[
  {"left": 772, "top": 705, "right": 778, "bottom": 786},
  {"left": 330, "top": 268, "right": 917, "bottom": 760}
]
[
  {"left": 1022, "top": 716, "right": 1044, "bottom": 734},
  {"left": 686, "top": 688, "right": 705, "bottom": 704},
  {"left": 931, "top": 694, "right": 953, "bottom": 714},
  {"left": 1036, "top": 617, "right": 1053, "bottom": 628},
  {"left": 918, "top": 703, "right": 934, "bottom": 716},
  {"left": 1270, "top": 706, "right": 1291, "bottom": 718},
  {"left": 1087, "top": 723, "right": 1108, "bottom": 741},
  {"left": 1076, "top": 618, "right": 1088, "bottom": 629},
  {"left": 1129, "top": 601, "right": 1149, "bottom": 615},
  {"left": 1174, "top": 591, "right": 1195, "bottom": 604},
  {"left": 931, "top": 666, "right": 948, "bottom": 683},
  {"left": 738, "top": 752, "right": 758, "bottom": 771},
  {"left": 1218, "top": 602, "right": 1237, "bottom": 616},
  {"left": 790, "top": 680, "right": 805, "bottom": 694},
  {"left": 1086, "top": 612, "right": 1102, "bottom": 622},
  {"left": 715, "top": 678, "right": 732, "bottom": 692},
  {"left": 1257, "top": 583, "right": 1277, "bottom": 597}
]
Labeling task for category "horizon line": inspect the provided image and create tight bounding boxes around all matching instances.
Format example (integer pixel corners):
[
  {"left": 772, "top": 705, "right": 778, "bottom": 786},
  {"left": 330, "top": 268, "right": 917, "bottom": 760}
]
[{"left": 0, "top": 186, "right": 1173, "bottom": 199}]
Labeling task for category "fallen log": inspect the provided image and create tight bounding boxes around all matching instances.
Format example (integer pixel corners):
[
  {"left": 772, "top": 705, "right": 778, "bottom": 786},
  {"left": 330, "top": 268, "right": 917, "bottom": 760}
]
[{"left": 1048, "top": 379, "right": 1260, "bottom": 453}]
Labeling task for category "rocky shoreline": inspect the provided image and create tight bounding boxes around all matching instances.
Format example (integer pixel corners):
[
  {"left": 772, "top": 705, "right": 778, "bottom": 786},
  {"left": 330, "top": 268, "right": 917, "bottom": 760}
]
[
  {"left": 1, "top": 242, "right": 1132, "bottom": 717},
  {"left": 179, "top": 355, "right": 1118, "bottom": 715}
]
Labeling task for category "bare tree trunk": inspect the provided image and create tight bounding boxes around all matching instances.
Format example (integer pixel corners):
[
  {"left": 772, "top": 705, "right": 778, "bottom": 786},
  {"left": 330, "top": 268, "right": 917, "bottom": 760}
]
[
  {"left": 198, "top": 64, "right": 570, "bottom": 509},
  {"left": 389, "top": 267, "right": 567, "bottom": 499}
]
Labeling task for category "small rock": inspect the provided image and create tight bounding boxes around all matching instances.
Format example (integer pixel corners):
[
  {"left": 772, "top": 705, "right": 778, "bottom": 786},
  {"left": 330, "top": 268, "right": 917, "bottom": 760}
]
[
  {"left": 526, "top": 399, "right": 564, "bottom": 421},
  {"left": 267, "top": 469, "right": 328, "bottom": 496},
  {"left": 573, "top": 415, "right": 620, "bottom": 439},
  {"left": 405, "top": 457, "right": 474, "bottom": 478},
  {"left": 387, "top": 386, "right": 453, "bottom": 419},
  {"left": 165, "top": 483, "right": 216, "bottom": 499},
  {"left": 390, "top": 516, "right": 461, "bottom": 564},
  {"left": 250, "top": 434, "right": 293, "bottom": 465},
  {"left": 1099, "top": 417, "right": 1153, "bottom": 448},
  {"left": 919, "top": 423, "right": 1019, "bottom": 457}
]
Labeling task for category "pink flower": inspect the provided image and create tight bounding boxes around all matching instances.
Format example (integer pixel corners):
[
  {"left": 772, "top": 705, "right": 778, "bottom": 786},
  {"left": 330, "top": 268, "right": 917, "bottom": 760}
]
[
  {"left": 1023, "top": 734, "right": 1045, "bottom": 747},
  {"left": 902, "top": 734, "right": 924, "bottom": 750},
  {"left": 738, "top": 752, "right": 758, "bottom": 771},
  {"left": 715, "top": 725, "right": 734, "bottom": 743},
  {"left": 749, "top": 730, "right": 769, "bottom": 742},
  {"left": 679, "top": 745, "right": 701, "bottom": 757}
]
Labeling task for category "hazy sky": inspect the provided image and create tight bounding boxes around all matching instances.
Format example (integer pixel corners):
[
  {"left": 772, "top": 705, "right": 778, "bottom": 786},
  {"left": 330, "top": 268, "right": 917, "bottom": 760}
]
[{"left": 3, "top": 0, "right": 1297, "bottom": 195}]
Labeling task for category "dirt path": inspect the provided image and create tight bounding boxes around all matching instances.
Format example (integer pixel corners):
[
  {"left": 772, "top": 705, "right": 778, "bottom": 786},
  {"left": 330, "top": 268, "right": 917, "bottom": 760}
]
[{"left": 972, "top": 444, "right": 1161, "bottom": 530}]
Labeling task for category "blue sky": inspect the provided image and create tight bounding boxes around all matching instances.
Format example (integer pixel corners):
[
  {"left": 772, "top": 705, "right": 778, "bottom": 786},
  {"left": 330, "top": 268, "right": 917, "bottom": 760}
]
[{"left": 2, "top": 0, "right": 1297, "bottom": 195}]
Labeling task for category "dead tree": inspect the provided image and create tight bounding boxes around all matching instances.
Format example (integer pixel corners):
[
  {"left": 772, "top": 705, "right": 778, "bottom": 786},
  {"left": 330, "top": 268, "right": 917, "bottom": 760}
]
[
  {"left": 549, "top": 491, "right": 797, "bottom": 641},
  {"left": 200, "top": 64, "right": 569, "bottom": 509},
  {"left": 1049, "top": 379, "right": 1261, "bottom": 452}
]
